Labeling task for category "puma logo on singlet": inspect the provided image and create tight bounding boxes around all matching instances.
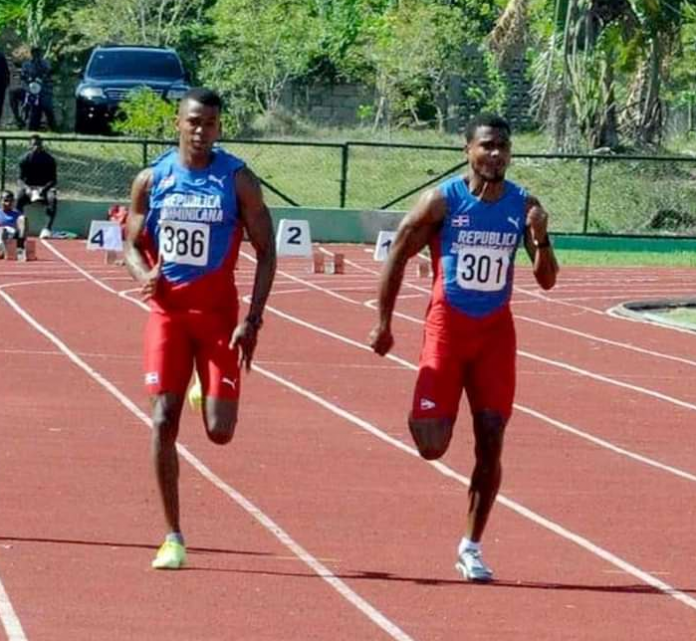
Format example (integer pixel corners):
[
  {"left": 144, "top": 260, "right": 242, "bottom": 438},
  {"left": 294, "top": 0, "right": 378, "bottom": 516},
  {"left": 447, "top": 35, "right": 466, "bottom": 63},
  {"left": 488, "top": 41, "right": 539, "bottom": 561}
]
[
  {"left": 209, "top": 175, "right": 225, "bottom": 189},
  {"left": 507, "top": 216, "right": 520, "bottom": 230},
  {"left": 222, "top": 376, "right": 237, "bottom": 389}
]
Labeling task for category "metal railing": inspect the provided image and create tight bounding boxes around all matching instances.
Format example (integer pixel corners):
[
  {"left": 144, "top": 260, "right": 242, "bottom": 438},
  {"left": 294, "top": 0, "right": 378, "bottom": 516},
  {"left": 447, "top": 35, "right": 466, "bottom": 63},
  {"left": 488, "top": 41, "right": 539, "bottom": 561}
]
[{"left": 2, "top": 133, "right": 695, "bottom": 236}]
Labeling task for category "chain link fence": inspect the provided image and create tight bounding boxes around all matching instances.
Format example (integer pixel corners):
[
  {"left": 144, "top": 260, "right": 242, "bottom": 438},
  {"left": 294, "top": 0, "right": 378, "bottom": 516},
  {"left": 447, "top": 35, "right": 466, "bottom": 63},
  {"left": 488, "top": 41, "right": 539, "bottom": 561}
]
[{"left": 2, "top": 134, "right": 695, "bottom": 236}]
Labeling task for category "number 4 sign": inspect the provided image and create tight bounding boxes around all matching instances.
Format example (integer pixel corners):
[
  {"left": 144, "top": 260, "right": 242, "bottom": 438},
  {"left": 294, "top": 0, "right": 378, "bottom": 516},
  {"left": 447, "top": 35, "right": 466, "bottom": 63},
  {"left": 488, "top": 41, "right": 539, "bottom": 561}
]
[
  {"left": 275, "top": 219, "right": 312, "bottom": 257},
  {"left": 86, "top": 220, "right": 123, "bottom": 252}
]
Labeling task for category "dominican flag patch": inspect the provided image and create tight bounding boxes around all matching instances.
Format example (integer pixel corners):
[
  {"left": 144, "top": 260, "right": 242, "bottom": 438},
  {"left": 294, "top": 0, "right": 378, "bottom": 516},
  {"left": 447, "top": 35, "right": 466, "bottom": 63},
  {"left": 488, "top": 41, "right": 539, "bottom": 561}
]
[
  {"left": 145, "top": 371, "right": 160, "bottom": 385},
  {"left": 452, "top": 215, "right": 470, "bottom": 228}
]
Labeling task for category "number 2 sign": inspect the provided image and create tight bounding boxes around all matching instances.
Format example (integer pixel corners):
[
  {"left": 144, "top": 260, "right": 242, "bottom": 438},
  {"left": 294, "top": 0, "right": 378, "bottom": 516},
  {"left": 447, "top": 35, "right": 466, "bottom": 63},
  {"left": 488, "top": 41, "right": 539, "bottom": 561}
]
[{"left": 275, "top": 219, "right": 312, "bottom": 257}]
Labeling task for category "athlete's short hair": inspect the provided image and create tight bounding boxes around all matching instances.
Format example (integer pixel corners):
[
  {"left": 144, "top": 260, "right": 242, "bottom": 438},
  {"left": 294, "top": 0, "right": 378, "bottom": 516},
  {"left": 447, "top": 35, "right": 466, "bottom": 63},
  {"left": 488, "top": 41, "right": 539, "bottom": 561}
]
[
  {"left": 465, "top": 113, "right": 511, "bottom": 143},
  {"left": 180, "top": 87, "right": 223, "bottom": 112},
  {"left": 1, "top": 190, "right": 14, "bottom": 201}
]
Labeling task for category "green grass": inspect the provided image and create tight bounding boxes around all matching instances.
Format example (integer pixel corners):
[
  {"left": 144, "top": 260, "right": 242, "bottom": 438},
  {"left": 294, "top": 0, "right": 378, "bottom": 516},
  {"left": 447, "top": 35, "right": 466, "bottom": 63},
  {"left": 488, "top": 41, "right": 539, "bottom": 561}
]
[
  {"left": 552, "top": 250, "right": 696, "bottom": 267},
  {"left": 5, "top": 127, "right": 696, "bottom": 238},
  {"left": 656, "top": 309, "right": 696, "bottom": 324}
]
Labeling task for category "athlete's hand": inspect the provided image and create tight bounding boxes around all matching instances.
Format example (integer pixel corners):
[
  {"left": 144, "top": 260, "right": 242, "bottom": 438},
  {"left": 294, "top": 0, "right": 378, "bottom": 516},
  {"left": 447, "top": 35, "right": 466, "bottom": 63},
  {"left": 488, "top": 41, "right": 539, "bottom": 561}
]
[
  {"left": 231, "top": 321, "right": 258, "bottom": 372},
  {"left": 526, "top": 196, "right": 549, "bottom": 244},
  {"left": 139, "top": 259, "right": 161, "bottom": 301},
  {"left": 369, "top": 324, "right": 394, "bottom": 356}
]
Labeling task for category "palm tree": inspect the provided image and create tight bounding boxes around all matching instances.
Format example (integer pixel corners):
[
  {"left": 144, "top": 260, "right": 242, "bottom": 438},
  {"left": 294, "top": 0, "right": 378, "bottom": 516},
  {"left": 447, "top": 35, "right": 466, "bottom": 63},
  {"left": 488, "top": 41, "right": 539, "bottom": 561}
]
[{"left": 503, "top": 0, "right": 690, "bottom": 149}]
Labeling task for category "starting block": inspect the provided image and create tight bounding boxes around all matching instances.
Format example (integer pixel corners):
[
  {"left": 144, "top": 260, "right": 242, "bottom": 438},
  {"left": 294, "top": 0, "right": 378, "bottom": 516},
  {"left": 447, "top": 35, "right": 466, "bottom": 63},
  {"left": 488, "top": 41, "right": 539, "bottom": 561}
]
[
  {"left": 312, "top": 250, "right": 345, "bottom": 274},
  {"left": 3, "top": 239, "right": 17, "bottom": 260},
  {"left": 312, "top": 251, "right": 325, "bottom": 273},
  {"left": 325, "top": 252, "right": 345, "bottom": 274},
  {"left": 24, "top": 239, "right": 37, "bottom": 261}
]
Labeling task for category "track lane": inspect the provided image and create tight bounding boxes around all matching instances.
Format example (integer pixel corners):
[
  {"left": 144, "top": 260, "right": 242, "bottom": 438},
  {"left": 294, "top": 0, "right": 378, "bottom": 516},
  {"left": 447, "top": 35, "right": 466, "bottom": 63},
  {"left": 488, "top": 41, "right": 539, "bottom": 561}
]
[{"left": 8, "top": 242, "right": 692, "bottom": 636}]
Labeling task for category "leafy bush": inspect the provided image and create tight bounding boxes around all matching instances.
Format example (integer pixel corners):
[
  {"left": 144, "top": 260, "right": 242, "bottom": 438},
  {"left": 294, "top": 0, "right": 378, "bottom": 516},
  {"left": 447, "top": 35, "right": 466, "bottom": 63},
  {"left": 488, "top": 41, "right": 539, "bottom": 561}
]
[{"left": 112, "top": 88, "right": 177, "bottom": 138}]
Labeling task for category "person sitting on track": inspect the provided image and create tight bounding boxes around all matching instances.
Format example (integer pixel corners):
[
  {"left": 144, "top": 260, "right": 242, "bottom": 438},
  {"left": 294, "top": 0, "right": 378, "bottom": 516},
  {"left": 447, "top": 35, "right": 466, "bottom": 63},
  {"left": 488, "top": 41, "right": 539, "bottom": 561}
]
[
  {"left": 369, "top": 113, "right": 559, "bottom": 583},
  {"left": 0, "top": 190, "right": 28, "bottom": 260},
  {"left": 124, "top": 87, "right": 277, "bottom": 570}
]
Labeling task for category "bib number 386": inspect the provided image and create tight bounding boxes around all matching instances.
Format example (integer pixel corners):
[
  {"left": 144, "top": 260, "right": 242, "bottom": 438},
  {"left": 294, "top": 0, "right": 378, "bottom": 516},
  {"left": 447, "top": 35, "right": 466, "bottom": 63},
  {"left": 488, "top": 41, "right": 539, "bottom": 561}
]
[
  {"left": 456, "top": 246, "right": 510, "bottom": 292},
  {"left": 159, "top": 221, "right": 209, "bottom": 266}
]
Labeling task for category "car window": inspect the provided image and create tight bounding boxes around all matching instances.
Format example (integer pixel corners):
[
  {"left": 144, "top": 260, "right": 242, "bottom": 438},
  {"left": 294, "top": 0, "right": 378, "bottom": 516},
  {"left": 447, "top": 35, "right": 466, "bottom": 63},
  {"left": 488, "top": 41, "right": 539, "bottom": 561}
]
[{"left": 88, "top": 51, "right": 184, "bottom": 80}]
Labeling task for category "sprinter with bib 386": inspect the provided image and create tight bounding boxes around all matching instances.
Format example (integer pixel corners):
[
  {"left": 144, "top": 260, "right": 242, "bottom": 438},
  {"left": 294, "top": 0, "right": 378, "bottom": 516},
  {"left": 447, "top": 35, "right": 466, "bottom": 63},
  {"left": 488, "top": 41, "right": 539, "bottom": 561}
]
[
  {"left": 369, "top": 113, "right": 558, "bottom": 582},
  {"left": 124, "top": 87, "right": 276, "bottom": 570}
]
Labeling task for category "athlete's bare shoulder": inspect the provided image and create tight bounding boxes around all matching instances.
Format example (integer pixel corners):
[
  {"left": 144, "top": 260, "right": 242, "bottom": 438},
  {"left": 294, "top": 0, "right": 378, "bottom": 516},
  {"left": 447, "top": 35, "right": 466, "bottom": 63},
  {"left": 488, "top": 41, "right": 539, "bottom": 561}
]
[
  {"left": 132, "top": 167, "right": 154, "bottom": 194},
  {"left": 407, "top": 186, "right": 447, "bottom": 228},
  {"left": 234, "top": 165, "right": 260, "bottom": 192}
]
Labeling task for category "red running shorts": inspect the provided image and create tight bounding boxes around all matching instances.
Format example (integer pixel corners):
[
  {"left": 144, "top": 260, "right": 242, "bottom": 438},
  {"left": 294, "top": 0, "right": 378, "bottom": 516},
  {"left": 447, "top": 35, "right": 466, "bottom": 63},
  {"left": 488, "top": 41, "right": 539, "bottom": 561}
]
[
  {"left": 144, "top": 309, "right": 241, "bottom": 400},
  {"left": 411, "top": 304, "right": 516, "bottom": 423}
]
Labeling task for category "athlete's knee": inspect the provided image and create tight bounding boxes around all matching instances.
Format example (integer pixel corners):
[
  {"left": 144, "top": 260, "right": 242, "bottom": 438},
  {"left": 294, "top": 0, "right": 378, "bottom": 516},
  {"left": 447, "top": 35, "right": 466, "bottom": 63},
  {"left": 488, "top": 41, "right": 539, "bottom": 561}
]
[
  {"left": 206, "top": 417, "right": 236, "bottom": 445},
  {"left": 204, "top": 400, "right": 238, "bottom": 445},
  {"left": 473, "top": 410, "right": 507, "bottom": 462},
  {"left": 408, "top": 416, "right": 454, "bottom": 460},
  {"left": 150, "top": 394, "right": 183, "bottom": 446}
]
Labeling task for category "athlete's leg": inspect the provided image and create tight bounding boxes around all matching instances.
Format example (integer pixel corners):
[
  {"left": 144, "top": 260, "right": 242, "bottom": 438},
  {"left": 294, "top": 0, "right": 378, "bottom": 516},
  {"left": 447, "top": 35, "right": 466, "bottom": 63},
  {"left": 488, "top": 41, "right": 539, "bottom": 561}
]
[
  {"left": 16, "top": 215, "right": 27, "bottom": 250},
  {"left": 466, "top": 409, "right": 507, "bottom": 542},
  {"left": 193, "top": 312, "right": 241, "bottom": 445},
  {"left": 203, "top": 398, "right": 238, "bottom": 445},
  {"left": 144, "top": 312, "right": 194, "bottom": 536},
  {"left": 409, "top": 327, "right": 464, "bottom": 460},
  {"left": 463, "top": 311, "right": 516, "bottom": 543},
  {"left": 151, "top": 392, "right": 186, "bottom": 533},
  {"left": 408, "top": 416, "right": 454, "bottom": 460}
]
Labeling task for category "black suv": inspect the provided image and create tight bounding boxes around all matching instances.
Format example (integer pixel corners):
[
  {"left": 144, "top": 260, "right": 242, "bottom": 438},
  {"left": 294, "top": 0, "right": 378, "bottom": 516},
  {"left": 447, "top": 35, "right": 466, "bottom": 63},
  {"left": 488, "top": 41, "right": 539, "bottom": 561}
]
[{"left": 75, "top": 45, "right": 190, "bottom": 134}]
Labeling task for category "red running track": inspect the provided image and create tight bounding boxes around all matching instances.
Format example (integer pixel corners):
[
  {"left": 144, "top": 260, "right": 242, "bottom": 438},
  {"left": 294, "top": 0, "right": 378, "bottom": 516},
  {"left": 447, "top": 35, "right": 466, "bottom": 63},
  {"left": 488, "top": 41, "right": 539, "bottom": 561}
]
[{"left": 0, "top": 239, "right": 695, "bottom": 640}]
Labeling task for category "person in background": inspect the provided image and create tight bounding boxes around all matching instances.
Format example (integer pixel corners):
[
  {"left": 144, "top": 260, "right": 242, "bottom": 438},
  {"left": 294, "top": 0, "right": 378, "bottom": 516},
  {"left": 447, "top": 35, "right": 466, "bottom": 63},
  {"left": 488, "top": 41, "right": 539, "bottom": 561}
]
[
  {"left": 16, "top": 134, "right": 58, "bottom": 239},
  {"left": 0, "top": 190, "right": 28, "bottom": 260},
  {"left": 10, "top": 45, "right": 56, "bottom": 130}
]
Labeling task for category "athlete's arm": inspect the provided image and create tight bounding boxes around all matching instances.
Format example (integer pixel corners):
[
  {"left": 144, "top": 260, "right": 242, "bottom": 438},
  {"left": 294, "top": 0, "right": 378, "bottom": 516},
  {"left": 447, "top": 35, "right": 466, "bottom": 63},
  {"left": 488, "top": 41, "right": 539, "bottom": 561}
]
[
  {"left": 523, "top": 194, "right": 559, "bottom": 290},
  {"left": 124, "top": 168, "right": 160, "bottom": 301},
  {"left": 231, "top": 167, "right": 277, "bottom": 370},
  {"left": 369, "top": 188, "right": 446, "bottom": 356}
]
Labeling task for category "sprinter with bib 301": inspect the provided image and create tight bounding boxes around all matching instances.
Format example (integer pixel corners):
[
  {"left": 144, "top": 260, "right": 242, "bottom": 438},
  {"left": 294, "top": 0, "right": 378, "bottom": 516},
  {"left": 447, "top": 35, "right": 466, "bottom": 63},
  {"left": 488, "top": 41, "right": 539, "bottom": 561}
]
[{"left": 369, "top": 113, "right": 558, "bottom": 583}]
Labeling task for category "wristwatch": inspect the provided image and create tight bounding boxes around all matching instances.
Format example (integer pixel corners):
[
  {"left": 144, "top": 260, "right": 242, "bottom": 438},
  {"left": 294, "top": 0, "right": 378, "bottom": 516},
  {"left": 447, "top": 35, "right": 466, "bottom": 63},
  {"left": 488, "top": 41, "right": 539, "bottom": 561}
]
[{"left": 245, "top": 313, "right": 263, "bottom": 330}]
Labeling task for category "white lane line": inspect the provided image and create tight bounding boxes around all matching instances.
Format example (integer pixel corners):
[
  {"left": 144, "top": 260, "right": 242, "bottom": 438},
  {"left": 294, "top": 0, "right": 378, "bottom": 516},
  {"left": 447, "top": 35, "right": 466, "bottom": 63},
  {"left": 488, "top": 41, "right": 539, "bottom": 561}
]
[
  {"left": 364, "top": 296, "right": 696, "bottom": 414},
  {"left": 252, "top": 257, "right": 696, "bottom": 484},
  {"left": 0, "top": 580, "right": 27, "bottom": 641},
  {"left": 347, "top": 256, "right": 696, "bottom": 368},
  {"left": 18, "top": 247, "right": 417, "bottom": 641},
  {"left": 253, "top": 364, "right": 696, "bottom": 612},
  {"left": 0, "top": 278, "right": 86, "bottom": 290},
  {"left": 41, "top": 241, "right": 116, "bottom": 295},
  {"left": 266, "top": 299, "right": 696, "bottom": 484},
  {"left": 519, "top": 349, "right": 696, "bottom": 411},
  {"left": 51, "top": 245, "right": 696, "bottom": 613}
]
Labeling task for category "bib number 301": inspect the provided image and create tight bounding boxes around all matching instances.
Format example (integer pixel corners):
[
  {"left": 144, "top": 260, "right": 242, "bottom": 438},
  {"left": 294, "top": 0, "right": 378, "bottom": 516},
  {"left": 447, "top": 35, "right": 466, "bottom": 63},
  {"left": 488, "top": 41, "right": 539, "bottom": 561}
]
[
  {"left": 456, "top": 247, "right": 510, "bottom": 292},
  {"left": 159, "top": 221, "right": 209, "bottom": 266}
]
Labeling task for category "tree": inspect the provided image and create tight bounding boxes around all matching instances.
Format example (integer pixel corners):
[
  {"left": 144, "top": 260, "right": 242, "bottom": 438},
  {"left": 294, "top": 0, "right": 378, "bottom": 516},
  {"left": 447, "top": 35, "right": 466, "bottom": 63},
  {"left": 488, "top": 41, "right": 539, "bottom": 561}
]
[
  {"left": 526, "top": 0, "right": 695, "bottom": 150},
  {"left": 65, "top": 0, "right": 211, "bottom": 49},
  {"left": 0, "top": 0, "right": 82, "bottom": 51},
  {"left": 356, "top": 0, "right": 501, "bottom": 131},
  {"left": 619, "top": 0, "right": 692, "bottom": 145},
  {"left": 199, "top": 0, "right": 321, "bottom": 128}
]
